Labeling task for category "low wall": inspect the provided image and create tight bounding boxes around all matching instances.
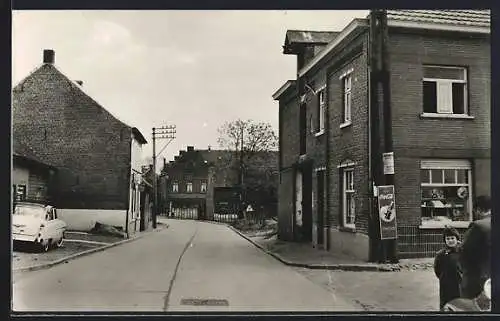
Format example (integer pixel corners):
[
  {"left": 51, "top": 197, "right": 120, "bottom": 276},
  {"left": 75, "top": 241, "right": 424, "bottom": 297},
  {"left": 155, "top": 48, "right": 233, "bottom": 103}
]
[
  {"left": 58, "top": 209, "right": 127, "bottom": 232},
  {"left": 327, "top": 228, "right": 370, "bottom": 262}
]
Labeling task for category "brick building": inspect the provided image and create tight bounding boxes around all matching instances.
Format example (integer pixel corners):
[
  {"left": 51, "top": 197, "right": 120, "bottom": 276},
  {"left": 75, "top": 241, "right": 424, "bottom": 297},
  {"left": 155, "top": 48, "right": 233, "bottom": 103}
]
[
  {"left": 159, "top": 146, "right": 278, "bottom": 220},
  {"left": 12, "top": 49, "right": 148, "bottom": 236},
  {"left": 273, "top": 10, "right": 490, "bottom": 260},
  {"left": 13, "top": 139, "right": 57, "bottom": 204}
]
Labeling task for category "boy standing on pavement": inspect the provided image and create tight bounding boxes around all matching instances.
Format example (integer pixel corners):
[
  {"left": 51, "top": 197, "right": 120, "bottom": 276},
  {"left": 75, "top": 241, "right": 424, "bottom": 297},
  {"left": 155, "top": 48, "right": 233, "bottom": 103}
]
[{"left": 434, "top": 226, "right": 462, "bottom": 310}]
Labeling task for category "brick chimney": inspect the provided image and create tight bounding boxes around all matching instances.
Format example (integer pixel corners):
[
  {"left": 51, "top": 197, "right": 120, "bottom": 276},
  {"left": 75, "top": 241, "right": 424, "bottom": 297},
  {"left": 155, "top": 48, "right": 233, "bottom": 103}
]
[
  {"left": 187, "top": 146, "right": 194, "bottom": 152},
  {"left": 43, "top": 49, "right": 55, "bottom": 64}
]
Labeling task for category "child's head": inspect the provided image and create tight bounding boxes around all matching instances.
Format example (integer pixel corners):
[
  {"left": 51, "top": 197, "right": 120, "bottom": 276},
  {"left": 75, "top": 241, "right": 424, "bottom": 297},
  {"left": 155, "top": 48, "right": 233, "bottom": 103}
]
[{"left": 443, "top": 226, "right": 460, "bottom": 248}]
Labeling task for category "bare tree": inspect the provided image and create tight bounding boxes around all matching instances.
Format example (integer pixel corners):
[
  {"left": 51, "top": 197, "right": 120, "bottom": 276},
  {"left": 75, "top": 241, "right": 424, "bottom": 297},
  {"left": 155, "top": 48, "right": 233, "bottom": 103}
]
[{"left": 217, "top": 119, "right": 278, "bottom": 217}]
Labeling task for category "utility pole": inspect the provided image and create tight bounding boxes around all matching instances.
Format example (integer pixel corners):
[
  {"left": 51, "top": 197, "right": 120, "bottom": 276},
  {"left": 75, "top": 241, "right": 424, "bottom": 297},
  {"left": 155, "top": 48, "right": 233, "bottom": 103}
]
[
  {"left": 369, "top": 9, "right": 398, "bottom": 263},
  {"left": 152, "top": 125, "right": 176, "bottom": 228}
]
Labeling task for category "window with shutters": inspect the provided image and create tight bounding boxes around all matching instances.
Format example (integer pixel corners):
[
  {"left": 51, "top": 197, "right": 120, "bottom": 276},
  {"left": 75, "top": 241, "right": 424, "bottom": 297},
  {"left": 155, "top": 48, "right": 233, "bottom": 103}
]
[{"left": 422, "top": 66, "right": 468, "bottom": 116}]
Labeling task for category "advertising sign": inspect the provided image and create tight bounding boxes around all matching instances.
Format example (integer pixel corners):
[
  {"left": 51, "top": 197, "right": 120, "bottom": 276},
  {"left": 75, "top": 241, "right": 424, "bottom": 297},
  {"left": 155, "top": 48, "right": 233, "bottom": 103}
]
[
  {"left": 383, "top": 152, "right": 395, "bottom": 175},
  {"left": 377, "top": 185, "right": 397, "bottom": 240}
]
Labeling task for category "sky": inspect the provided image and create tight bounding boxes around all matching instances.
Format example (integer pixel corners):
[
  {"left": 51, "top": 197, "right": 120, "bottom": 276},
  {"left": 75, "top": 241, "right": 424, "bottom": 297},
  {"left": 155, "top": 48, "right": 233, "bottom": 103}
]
[{"left": 12, "top": 10, "right": 369, "bottom": 168}]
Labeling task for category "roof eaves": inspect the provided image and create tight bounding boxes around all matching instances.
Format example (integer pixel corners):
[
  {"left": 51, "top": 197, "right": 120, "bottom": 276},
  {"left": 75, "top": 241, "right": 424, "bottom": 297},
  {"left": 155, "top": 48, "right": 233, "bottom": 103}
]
[
  {"left": 272, "top": 80, "right": 296, "bottom": 100},
  {"left": 298, "top": 18, "right": 368, "bottom": 78},
  {"left": 387, "top": 19, "right": 490, "bottom": 34},
  {"left": 132, "top": 127, "right": 148, "bottom": 145}
]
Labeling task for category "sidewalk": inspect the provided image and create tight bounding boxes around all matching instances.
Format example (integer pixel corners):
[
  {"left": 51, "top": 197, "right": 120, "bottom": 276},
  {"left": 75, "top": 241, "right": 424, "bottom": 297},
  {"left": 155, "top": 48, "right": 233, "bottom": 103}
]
[
  {"left": 233, "top": 231, "right": 433, "bottom": 272},
  {"left": 12, "top": 222, "right": 169, "bottom": 273}
]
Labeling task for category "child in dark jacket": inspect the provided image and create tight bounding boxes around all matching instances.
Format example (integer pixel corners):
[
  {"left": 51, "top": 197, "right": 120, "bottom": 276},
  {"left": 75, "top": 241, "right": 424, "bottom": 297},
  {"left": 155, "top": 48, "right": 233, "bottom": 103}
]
[{"left": 434, "top": 226, "right": 462, "bottom": 310}]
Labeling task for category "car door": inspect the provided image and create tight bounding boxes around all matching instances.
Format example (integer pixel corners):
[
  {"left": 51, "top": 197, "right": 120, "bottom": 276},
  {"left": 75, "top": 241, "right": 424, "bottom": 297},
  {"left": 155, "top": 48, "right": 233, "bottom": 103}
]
[
  {"left": 44, "top": 208, "right": 56, "bottom": 241},
  {"left": 52, "top": 208, "right": 66, "bottom": 238}
]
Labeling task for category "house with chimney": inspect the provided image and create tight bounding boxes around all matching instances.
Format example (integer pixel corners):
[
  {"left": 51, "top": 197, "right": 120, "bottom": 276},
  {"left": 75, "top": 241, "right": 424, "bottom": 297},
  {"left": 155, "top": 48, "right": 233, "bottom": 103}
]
[
  {"left": 159, "top": 146, "right": 279, "bottom": 221},
  {"left": 12, "top": 49, "right": 149, "bottom": 236},
  {"left": 273, "top": 10, "right": 490, "bottom": 260}
]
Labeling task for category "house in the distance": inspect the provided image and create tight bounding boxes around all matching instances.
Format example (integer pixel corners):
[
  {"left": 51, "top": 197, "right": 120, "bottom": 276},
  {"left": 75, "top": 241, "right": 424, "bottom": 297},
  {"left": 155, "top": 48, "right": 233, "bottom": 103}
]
[
  {"left": 159, "top": 146, "right": 279, "bottom": 221},
  {"left": 12, "top": 49, "right": 149, "bottom": 236},
  {"left": 273, "top": 10, "right": 490, "bottom": 260}
]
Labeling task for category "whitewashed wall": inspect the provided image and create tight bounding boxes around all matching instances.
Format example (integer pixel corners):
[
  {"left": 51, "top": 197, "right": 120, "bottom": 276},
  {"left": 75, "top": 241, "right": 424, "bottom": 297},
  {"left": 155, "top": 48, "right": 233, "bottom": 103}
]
[{"left": 58, "top": 209, "right": 126, "bottom": 232}]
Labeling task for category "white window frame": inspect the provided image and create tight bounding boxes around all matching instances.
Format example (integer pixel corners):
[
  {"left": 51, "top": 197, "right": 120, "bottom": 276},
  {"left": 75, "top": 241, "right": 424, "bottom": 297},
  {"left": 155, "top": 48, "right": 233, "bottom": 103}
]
[
  {"left": 186, "top": 182, "right": 193, "bottom": 193},
  {"left": 201, "top": 182, "right": 207, "bottom": 193},
  {"left": 422, "top": 65, "right": 468, "bottom": 117},
  {"left": 172, "top": 182, "right": 178, "bottom": 193},
  {"left": 340, "top": 71, "right": 353, "bottom": 127},
  {"left": 315, "top": 89, "right": 326, "bottom": 136},
  {"left": 420, "top": 159, "right": 473, "bottom": 229},
  {"left": 342, "top": 167, "right": 355, "bottom": 228}
]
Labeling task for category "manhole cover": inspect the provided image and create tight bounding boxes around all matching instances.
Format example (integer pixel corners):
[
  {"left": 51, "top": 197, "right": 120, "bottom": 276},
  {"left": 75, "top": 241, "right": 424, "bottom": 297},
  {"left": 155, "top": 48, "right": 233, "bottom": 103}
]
[{"left": 180, "top": 298, "right": 229, "bottom": 306}]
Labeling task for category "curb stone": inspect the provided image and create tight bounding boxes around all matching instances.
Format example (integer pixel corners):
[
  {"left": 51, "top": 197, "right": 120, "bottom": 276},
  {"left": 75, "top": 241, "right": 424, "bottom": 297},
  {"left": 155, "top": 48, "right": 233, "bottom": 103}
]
[
  {"left": 227, "top": 225, "right": 402, "bottom": 272},
  {"left": 13, "top": 225, "right": 169, "bottom": 273}
]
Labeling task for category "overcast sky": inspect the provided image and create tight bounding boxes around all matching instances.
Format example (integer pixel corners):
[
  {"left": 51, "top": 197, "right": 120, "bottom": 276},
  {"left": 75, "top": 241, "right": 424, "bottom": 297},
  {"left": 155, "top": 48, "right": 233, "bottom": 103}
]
[{"left": 12, "top": 10, "right": 369, "bottom": 167}]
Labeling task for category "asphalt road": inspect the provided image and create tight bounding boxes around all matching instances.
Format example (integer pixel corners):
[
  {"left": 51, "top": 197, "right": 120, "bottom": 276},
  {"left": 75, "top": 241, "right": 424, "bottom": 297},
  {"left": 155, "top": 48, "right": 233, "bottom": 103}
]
[{"left": 12, "top": 219, "right": 358, "bottom": 312}]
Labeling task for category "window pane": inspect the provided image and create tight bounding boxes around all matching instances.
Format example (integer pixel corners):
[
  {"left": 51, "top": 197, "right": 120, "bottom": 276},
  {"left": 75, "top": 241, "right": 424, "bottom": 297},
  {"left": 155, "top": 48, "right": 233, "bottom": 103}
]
[
  {"left": 420, "top": 169, "right": 430, "bottom": 183},
  {"left": 457, "top": 169, "right": 468, "bottom": 184},
  {"left": 424, "top": 66, "right": 465, "bottom": 80},
  {"left": 431, "top": 169, "right": 443, "bottom": 183},
  {"left": 444, "top": 169, "right": 456, "bottom": 184},
  {"left": 423, "top": 81, "right": 437, "bottom": 113},
  {"left": 452, "top": 83, "right": 465, "bottom": 114}
]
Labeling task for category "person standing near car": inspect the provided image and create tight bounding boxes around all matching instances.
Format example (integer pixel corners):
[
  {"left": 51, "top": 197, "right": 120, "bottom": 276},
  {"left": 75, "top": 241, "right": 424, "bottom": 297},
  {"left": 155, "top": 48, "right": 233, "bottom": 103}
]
[
  {"left": 458, "top": 196, "right": 491, "bottom": 299},
  {"left": 434, "top": 226, "right": 462, "bottom": 310}
]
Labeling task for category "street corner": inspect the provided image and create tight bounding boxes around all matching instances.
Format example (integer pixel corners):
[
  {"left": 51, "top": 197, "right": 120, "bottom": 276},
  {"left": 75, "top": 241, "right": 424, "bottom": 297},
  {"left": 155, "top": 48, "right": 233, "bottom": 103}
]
[{"left": 12, "top": 241, "right": 105, "bottom": 272}]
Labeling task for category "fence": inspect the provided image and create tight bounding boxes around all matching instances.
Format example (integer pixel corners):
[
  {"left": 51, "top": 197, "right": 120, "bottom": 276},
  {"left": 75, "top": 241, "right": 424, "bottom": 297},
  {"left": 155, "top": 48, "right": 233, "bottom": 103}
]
[{"left": 397, "top": 224, "right": 468, "bottom": 258}]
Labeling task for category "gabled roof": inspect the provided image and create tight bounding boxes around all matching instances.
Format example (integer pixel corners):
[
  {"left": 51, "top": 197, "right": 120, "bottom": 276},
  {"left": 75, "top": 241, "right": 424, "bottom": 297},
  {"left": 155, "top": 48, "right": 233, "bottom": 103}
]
[
  {"left": 272, "top": 80, "right": 296, "bottom": 101},
  {"left": 284, "top": 30, "right": 339, "bottom": 54},
  {"left": 13, "top": 61, "right": 147, "bottom": 145},
  {"left": 385, "top": 9, "right": 490, "bottom": 28}
]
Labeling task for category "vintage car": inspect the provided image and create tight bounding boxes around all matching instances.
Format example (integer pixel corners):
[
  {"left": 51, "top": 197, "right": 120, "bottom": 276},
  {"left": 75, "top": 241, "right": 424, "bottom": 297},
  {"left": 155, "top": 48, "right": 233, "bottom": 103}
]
[{"left": 12, "top": 202, "right": 67, "bottom": 252}]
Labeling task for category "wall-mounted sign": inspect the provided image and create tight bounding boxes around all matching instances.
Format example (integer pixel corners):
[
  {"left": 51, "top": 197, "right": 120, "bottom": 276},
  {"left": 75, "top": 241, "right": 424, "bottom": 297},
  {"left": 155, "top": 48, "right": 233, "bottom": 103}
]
[
  {"left": 383, "top": 152, "right": 395, "bottom": 175},
  {"left": 378, "top": 185, "right": 397, "bottom": 240}
]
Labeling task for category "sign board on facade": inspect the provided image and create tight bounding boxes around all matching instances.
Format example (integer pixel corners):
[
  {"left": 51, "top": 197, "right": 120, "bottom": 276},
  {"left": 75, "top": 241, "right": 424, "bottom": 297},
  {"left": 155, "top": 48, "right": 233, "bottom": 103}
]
[
  {"left": 383, "top": 152, "right": 395, "bottom": 175},
  {"left": 296, "top": 209, "right": 303, "bottom": 227},
  {"left": 377, "top": 185, "right": 397, "bottom": 240}
]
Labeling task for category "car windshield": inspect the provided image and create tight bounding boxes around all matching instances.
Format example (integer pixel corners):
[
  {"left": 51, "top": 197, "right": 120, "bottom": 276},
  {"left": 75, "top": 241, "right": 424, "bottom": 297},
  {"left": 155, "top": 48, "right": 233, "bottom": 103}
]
[{"left": 13, "top": 205, "right": 46, "bottom": 218}]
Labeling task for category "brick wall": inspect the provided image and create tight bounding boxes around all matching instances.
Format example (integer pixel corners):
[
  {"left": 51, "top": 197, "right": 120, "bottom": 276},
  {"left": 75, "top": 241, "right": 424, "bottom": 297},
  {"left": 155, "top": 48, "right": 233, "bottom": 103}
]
[
  {"left": 325, "top": 33, "right": 370, "bottom": 235},
  {"left": 387, "top": 30, "right": 490, "bottom": 257},
  {"left": 278, "top": 168, "right": 295, "bottom": 241},
  {"left": 12, "top": 64, "right": 132, "bottom": 210}
]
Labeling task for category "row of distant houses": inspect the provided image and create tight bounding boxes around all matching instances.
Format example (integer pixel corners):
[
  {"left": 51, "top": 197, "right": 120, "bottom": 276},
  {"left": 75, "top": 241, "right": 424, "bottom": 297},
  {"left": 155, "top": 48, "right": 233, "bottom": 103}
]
[
  {"left": 157, "top": 146, "right": 279, "bottom": 221},
  {"left": 12, "top": 49, "right": 153, "bottom": 237},
  {"left": 272, "top": 10, "right": 490, "bottom": 260}
]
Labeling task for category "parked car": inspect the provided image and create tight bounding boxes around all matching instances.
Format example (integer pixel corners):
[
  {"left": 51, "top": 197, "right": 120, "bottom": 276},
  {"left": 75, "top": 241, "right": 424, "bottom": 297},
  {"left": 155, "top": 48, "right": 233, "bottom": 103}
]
[{"left": 12, "top": 202, "right": 67, "bottom": 252}]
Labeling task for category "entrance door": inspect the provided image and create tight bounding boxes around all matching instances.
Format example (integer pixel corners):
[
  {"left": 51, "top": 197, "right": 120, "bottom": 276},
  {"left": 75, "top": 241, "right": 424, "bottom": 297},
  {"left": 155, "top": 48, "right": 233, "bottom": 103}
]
[
  {"left": 302, "top": 166, "right": 313, "bottom": 242},
  {"left": 317, "top": 170, "right": 325, "bottom": 245},
  {"left": 295, "top": 171, "right": 303, "bottom": 233}
]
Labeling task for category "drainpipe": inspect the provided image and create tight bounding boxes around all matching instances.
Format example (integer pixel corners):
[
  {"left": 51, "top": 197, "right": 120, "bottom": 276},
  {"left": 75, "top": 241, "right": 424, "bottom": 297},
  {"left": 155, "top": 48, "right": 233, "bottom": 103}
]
[
  {"left": 324, "top": 69, "right": 331, "bottom": 251},
  {"left": 125, "top": 163, "right": 131, "bottom": 239}
]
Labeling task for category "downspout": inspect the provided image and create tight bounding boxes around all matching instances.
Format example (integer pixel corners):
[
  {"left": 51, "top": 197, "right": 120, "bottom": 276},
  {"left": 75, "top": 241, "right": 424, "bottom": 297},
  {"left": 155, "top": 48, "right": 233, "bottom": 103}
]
[
  {"left": 367, "top": 27, "right": 375, "bottom": 262},
  {"left": 125, "top": 132, "right": 132, "bottom": 239},
  {"left": 324, "top": 68, "right": 331, "bottom": 251}
]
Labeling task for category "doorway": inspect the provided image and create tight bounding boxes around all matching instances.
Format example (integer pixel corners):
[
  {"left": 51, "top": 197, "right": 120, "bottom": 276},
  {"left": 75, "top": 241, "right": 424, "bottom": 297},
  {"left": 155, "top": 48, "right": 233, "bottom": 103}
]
[{"left": 316, "top": 169, "right": 325, "bottom": 246}]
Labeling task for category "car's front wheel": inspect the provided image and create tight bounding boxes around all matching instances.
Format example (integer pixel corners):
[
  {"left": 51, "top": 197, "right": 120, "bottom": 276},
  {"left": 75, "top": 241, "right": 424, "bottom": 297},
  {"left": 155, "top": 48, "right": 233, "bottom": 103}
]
[
  {"left": 40, "top": 241, "right": 50, "bottom": 252},
  {"left": 56, "top": 236, "right": 64, "bottom": 248}
]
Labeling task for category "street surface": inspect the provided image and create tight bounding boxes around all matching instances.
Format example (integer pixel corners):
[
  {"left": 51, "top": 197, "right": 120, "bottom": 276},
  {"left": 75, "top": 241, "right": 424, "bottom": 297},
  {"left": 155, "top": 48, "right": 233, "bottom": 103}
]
[{"left": 12, "top": 219, "right": 358, "bottom": 312}]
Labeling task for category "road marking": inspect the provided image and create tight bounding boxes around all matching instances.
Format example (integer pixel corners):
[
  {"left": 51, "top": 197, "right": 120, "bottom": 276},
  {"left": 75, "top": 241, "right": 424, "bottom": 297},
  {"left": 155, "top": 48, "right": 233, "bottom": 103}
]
[{"left": 163, "top": 227, "right": 198, "bottom": 311}]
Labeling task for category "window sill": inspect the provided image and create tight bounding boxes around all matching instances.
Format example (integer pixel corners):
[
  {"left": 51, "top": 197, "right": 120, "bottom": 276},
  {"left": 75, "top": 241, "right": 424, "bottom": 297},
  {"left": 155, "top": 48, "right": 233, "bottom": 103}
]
[
  {"left": 340, "top": 121, "right": 352, "bottom": 129},
  {"left": 420, "top": 113, "right": 475, "bottom": 120},
  {"left": 314, "top": 130, "right": 325, "bottom": 137},
  {"left": 339, "top": 225, "right": 356, "bottom": 233},
  {"left": 419, "top": 221, "right": 471, "bottom": 229}
]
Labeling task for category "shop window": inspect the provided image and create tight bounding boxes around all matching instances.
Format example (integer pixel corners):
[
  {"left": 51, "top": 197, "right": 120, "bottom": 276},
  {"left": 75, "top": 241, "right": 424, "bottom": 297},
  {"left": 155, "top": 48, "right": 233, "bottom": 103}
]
[
  {"left": 201, "top": 182, "right": 207, "bottom": 193},
  {"left": 172, "top": 182, "right": 178, "bottom": 193},
  {"left": 420, "top": 159, "right": 472, "bottom": 227},
  {"left": 342, "top": 168, "right": 355, "bottom": 228},
  {"left": 422, "top": 66, "right": 468, "bottom": 115},
  {"left": 186, "top": 182, "right": 193, "bottom": 193}
]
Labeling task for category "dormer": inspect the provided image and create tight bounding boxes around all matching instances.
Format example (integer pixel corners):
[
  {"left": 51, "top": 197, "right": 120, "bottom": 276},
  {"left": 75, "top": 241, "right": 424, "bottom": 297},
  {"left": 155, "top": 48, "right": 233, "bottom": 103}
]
[{"left": 283, "top": 30, "right": 339, "bottom": 72}]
